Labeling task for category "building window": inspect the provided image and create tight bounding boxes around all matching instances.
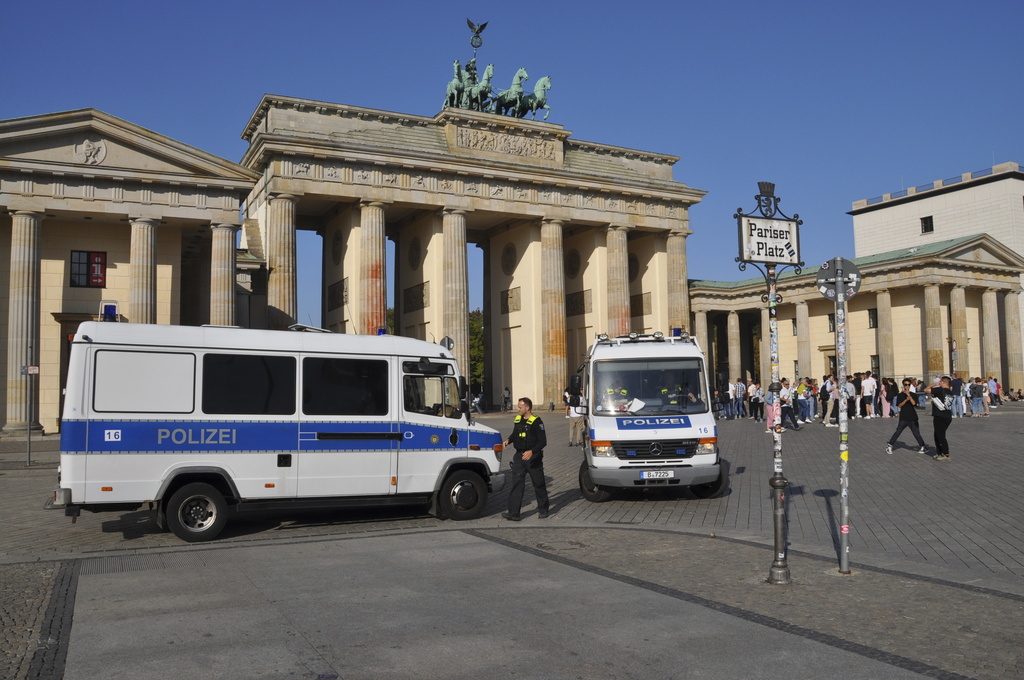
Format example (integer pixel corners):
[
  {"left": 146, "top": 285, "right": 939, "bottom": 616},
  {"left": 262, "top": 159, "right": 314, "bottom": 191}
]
[
  {"left": 792, "top": 318, "right": 798, "bottom": 336},
  {"left": 71, "top": 251, "right": 107, "bottom": 288},
  {"left": 868, "top": 308, "right": 878, "bottom": 328},
  {"left": 920, "top": 216, "right": 934, "bottom": 234},
  {"left": 828, "top": 313, "right": 836, "bottom": 333},
  {"left": 870, "top": 355, "right": 880, "bottom": 377}
]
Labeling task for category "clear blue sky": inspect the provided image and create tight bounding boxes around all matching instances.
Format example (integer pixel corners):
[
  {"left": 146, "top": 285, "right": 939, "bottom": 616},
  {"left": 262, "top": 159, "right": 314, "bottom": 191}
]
[{"left": 6, "top": 0, "right": 1022, "bottom": 327}]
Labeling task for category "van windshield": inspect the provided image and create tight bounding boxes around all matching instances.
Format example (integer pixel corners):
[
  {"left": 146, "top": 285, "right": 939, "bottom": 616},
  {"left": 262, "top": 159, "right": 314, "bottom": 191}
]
[{"left": 592, "top": 358, "right": 708, "bottom": 416}]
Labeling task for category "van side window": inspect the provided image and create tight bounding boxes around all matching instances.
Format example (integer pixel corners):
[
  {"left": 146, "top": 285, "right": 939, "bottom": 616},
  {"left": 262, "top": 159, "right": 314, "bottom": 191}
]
[
  {"left": 303, "top": 357, "right": 389, "bottom": 416},
  {"left": 203, "top": 354, "right": 296, "bottom": 415},
  {"left": 403, "top": 375, "right": 462, "bottom": 419},
  {"left": 93, "top": 350, "right": 196, "bottom": 413}
]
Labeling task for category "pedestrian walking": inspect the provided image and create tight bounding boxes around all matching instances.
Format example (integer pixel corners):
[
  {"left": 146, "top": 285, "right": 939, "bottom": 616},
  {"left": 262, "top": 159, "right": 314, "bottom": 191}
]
[
  {"left": 565, "top": 387, "right": 585, "bottom": 447},
  {"left": 502, "top": 397, "right": 549, "bottom": 521},
  {"left": 885, "top": 379, "right": 928, "bottom": 454},
  {"left": 925, "top": 376, "right": 954, "bottom": 461},
  {"left": 749, "top": 382, "right": 764, "bottom": 422},
  {"left": 779, "top": 378, "right": 801, "bottom": 430}
]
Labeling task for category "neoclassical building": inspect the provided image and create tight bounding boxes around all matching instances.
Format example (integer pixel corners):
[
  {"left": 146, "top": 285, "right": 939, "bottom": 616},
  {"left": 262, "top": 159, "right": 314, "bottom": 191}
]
[
  {"left": 1, "top": 99, "right": 706, "bottom": 433},
  {"left": 692, "top": 162, "right": 1024, "bottom": 391},
  {"left": 0, "top": 109, "right": 258, "bottom": 434}
]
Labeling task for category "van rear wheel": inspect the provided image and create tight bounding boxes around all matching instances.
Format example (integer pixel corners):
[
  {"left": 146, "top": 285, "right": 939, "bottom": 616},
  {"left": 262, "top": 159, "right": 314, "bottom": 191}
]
[
  {"left": 439, "top": 470, "right": 488, "bottom": 520},
  {"left": 579, "top": 461, "right": 617, "bottom": 502},
  {"left": 166, "top": 483, "right": 227, "bottom": 542}
]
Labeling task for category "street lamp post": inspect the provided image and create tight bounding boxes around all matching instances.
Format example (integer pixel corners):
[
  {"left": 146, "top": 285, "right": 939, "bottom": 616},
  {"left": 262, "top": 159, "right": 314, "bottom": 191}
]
[{"left": 735, "top": 182, "right": 803, "bottom": 585}]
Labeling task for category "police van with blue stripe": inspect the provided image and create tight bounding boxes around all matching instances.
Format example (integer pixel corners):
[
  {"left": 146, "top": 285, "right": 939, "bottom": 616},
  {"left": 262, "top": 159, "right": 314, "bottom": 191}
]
[
  {"left": 52, "top": 322, "right": 504, "bottom": 542},
  {"left": 574, "top": 332, "right": 726, "bottom": 502}
]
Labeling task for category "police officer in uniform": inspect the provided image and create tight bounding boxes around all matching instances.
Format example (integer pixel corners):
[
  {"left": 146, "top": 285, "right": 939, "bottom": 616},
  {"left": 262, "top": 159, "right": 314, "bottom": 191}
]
[{"left": 502, "top": 397, "right": 549, "bottom": 520}]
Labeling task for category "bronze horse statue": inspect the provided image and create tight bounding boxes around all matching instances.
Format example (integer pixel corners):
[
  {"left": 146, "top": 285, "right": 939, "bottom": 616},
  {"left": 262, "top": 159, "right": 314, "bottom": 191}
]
[
  {"left": 514, "top": 75, "right": 551, "bottom": 120},
  {"left": 492, "top": 67, "right": 529, "bottom": 116}
]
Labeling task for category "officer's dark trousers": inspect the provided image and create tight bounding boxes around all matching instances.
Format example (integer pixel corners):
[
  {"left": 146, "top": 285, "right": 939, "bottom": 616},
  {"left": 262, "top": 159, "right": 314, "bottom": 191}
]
[{"left": 507, "top": 452, "right": 548, "bottom": 516}]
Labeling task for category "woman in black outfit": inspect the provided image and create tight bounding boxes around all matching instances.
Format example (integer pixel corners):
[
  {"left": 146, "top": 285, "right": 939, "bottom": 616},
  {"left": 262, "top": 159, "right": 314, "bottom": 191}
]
[{"left": 924, "top": 376, "right": 954, "bottom": 461}]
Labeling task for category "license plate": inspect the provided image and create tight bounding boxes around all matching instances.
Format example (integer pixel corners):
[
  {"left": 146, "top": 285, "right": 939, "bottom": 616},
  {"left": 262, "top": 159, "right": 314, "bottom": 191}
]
[{"left": 640, "top": 470, "right": 674, "bottom": 479}]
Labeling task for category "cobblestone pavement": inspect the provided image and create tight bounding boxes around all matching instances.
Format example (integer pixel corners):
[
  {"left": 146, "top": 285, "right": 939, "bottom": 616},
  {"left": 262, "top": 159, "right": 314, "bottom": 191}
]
[{"left": 1, "top": 404, "right": 1022, "bottom": 679}]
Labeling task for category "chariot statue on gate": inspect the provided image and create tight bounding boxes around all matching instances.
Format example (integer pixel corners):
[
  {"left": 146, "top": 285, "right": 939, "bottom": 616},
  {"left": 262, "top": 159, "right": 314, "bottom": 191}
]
[{"left": 442, "top": 19, "right": 553, "bottom": 120}]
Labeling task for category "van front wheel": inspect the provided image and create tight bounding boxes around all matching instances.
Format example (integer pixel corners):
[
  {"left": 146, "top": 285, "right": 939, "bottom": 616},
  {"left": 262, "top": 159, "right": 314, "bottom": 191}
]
[
  {"left": 166, "top": 483, "right": 227, "bottom": 542},
  {"left": 439, "top": 470, "right": 488, "bottom": 520},
  {"left": 579, "top": 461, "right": 617, "bottom": 502}
]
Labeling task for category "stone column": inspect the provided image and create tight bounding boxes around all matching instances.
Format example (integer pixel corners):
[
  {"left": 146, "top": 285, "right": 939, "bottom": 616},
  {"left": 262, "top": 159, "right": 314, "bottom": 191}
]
[
  {"left": 267, "top": 194, "right": 298, "bottom": 329},
  {"left": 129, "top": 217, "right": 159, "bottom": 324},
  {"left": 727, "top": 311, "right": 741, "bottom": 382},
  {"left": 924, "top": 284, "right": 944, "bottom": 377},
  {"left": 761, "top": 307, "right": 771, "bottom": 383},
  {"left": 359, "top": 200, "right": 387, "bottom": 335},
  {"left": 795, "top": 301, "right": 811, "bottom": 378},
  {"left": 1004, "top": 290, "right": 1024, "bottom": 390},
  {"left": 442, "top": 208, "right": 470, "bottom": 371},
  {"left": 541, "top": 219, "right": 567, "bottom": 407},
  {"left": 694, "top": 310, "right": 709, "bottom": 358},
  {"left": 949, "top": 285, "right": 969, "bottom": 380},
  {"left": 4, "top": 211, "right": 43, "bottom": 433},
  {"left": 210, "top": 223, "right": 238, "bottom": 326},
  {"left": 666, "top": 229, "right": 688, "bottom": 332},
  {"left": 606, "top": 225, "right": 630, "bottom": 336},
  {"left": 876, "top": 290, "right": 895, "bottom": 379},
  {"left": 981, "top": 288, "right": 1001, "bottom": 379}
]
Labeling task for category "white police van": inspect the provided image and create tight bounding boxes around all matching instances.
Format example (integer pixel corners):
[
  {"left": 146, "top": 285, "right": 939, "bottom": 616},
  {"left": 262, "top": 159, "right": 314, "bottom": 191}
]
[
  {"left": 573, "top": 332, "right": 726, "bottom": 501},
  {"left": 52, "top": 322, "right": 504, "bottom": 542}
]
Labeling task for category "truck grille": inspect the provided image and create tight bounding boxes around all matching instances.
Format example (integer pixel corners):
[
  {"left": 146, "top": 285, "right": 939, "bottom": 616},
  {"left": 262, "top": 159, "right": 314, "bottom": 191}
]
[{"left": 613, "top": 439, "right": 699, "bottom": 460}]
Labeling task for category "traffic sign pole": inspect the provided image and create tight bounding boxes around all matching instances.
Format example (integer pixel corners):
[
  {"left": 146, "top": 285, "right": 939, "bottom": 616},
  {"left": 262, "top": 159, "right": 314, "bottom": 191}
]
[{"left": 835, "top": 259, "right": 851, "bottom": 574}]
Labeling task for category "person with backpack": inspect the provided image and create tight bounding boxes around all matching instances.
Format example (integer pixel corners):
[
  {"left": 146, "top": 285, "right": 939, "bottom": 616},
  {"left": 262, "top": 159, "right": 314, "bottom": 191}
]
[
  {"left": 969, "top": 378, "right": 985, "bottom": 417},
  {"left": 564, "top": 386, "right": 585, "bottom": 446}
]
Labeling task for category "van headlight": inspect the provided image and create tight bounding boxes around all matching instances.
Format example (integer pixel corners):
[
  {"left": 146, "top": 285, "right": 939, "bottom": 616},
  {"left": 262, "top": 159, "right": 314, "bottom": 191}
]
[
  {"left": 590, "top": 441, "right": 615, "bottom": 457},
  {"left": 696, "top": 439, "right": 717, "bottom": 455}
]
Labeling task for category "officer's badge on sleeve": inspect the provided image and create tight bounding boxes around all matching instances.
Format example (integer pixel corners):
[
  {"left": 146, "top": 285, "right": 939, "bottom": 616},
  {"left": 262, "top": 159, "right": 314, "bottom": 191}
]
[{"left": 540, "top": 424, "right": 545, "bottom": 430}]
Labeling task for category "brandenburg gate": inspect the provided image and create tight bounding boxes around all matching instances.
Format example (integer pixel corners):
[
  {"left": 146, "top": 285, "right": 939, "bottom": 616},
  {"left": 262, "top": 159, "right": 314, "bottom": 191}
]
[{"left": 240, "top": 95, "right": 705, "bottom": 406}]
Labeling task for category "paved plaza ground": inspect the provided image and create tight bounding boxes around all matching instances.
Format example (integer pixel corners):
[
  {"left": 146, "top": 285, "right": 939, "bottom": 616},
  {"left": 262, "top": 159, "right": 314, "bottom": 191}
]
[{"left": 1, "top": 404, "right": 1022, "bottom": 679}]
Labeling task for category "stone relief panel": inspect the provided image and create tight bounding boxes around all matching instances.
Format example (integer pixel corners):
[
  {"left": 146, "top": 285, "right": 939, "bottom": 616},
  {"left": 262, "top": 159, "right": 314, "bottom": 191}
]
[
  {"left": 454, "top": 127, "right": 558, "bottom": 161},
  {"left": 630, "top": 292, "right": 651, "bottom": 318},
  {"left": 500, "top": 287, "right": 521, "bottom": 315},
  {"left": 566, "top": 290, "right": 592, "bottom": 317},
  {"left": 327, "top": 279, "right": 346, "bottom": 312},
  {"left": 403, "top": 282, "right": 429, "bottom": 312},
  {"left": 73, "top": 136, "right": 106, "bottom": 165},
  {"left": 501, "top": 243, "right": 518, "bottom": 276}
]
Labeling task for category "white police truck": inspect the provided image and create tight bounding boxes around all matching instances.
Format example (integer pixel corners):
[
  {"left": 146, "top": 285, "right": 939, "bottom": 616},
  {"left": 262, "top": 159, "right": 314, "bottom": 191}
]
[
  {"left": 52, "top": 322, "right": 504, "bottom": 542},
  {"left": 573, "top": 332, "right": 726, "bottom": 502}
]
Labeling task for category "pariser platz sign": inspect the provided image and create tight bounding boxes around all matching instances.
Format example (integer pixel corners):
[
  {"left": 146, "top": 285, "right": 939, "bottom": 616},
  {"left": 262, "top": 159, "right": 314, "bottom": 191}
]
[{"left": 737, "top": 216, "right": 800, "bottom": 266}]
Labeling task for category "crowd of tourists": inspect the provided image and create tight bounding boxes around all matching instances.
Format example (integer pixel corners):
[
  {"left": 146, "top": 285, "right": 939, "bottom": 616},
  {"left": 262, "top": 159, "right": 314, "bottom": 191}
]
[{"left": 715, "top": 372, "right": 1017, "bottom": 462}]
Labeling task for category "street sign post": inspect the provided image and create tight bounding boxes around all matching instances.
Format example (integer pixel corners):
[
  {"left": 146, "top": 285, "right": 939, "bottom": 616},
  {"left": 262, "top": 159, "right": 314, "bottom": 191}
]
[
  {"left": 735, "top": 181, "right": 804, "bottom": 586},
  {"left": 817, "top": 257, "right": 861, "bottom": 574}
]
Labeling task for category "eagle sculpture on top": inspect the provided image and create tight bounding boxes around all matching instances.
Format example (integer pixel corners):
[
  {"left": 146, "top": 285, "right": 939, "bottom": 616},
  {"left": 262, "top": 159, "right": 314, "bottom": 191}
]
[{"left": 467, "top": 19, "right": 488, "bottom": 36}]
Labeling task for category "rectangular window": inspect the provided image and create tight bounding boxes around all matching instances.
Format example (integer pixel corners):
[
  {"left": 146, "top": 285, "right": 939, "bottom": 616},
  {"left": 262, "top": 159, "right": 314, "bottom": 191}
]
[
  {"left": 792, "top": 318, "right": 798, "bottom": 336},
  {"left": 203, "top": 353, "right": 296, "bottom": 415},
  {"left": 870, "top": 355, "right": 880, "bottom": 377},
  {"left": 592, "top": 358, "right": 708, "bottom": 416},
  {"left": 303, "top": 357, "right": 389, "bottom": 416},
  {"left": 71, "top": 251, "right": 107, "bottom": 287},
  {"left": 920, "top": 216, "right": 934, "bottom": 234},
  {"left": 828, "top": 313, "right": 836, "bottom": 333},
  {"left": 93, "top": 350, "right": 195, "bottom": 413},
  {"left": 868, "top": 308, "right": 878, "bottom": 329},
  {"left": 403, "top": 375, "right": 462, "bottom": 419}
]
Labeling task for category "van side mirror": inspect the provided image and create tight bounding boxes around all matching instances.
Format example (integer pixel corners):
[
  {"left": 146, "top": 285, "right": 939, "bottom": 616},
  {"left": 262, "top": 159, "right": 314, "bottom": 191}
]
[{"left": 569, "top": 375, "right": 582, "bottom": 393}]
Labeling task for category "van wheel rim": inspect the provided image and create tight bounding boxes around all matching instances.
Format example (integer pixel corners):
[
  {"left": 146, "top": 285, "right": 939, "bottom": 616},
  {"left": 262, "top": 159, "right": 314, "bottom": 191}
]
[
  {"left": 449, "top": 481, "right": 478, "bottom": 510},
  {"left": 179, "top": 496, "right": 216, "bottom": 531}
]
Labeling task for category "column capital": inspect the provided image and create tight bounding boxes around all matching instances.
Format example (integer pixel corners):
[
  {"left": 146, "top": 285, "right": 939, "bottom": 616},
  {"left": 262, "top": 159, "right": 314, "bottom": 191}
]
[
  {"left": 359, "top": 198, "right": 389, "bottom": 208},
  {"left": 443, "top": 207, "right": 470, "bottom": 217},
  {"left": 129, "top": 217, "right": 160, "bottom": 227},
  {"left": 607, "top": 223, "right": 632, "bottom": 232},
  {"left": 11, "top": 210, "right": 43, "bottom": 219},
  {"left": 270, "top": 193, "right": 299, "bottom": 203},
  {"left": 541, "top": 217, "right": 565, "bottom": 227},
  {"left": 211, "top": 222, "right": 240, "bottom": 231}
]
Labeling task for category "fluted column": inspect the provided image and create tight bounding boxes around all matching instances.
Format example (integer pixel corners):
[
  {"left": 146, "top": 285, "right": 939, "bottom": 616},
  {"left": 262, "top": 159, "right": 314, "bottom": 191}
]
[
  {"left": 267, "top": 194, "right": 298, "bottom": 329},
  {"left": 795, "top": 301, "right": 811, "bottom": 378},
  {"left": 924, "top": 284, "right": 944, "bottom": 377},
  {"left": 541, "top": 219, "right": 567, "bottom": 407},
  {"left": 876, "top": 290, "right": 894, "bottom": 379},
  {"left": 949, "top": 285, "right": 969, "bottom": 379},
  {"left": 209, "top": 224, "right": 238, "bottom": 326},
  {"left": 694, "top": 309, "right": 709, "bottom": 358},
  {"left": 761, "top": 307, "right": 771, "bottom": 383},
  {"left": 442, "top": 208, "right": 470, "bottom": 371},
  {"left": 982, "top": 288, "right": 1001, "bottom": 379},
  {"left": 359, "top": 200, "right": 387, "bottom": 335},
  {"left": 666, "top": 229, "right": 688, "bottom": 332},
  {"left": 4, "top": 211, "right": 43, "bottom": 433},
  {"left": 1005, "top": 290, "right": 1023, "bottom": 390},
  {"left": 606, "top": 225, "right": 630, "bottom": 336},
  {"left": 727, "top": 311, "right": 742, "bottom": 381},
  {"left": 129, "top": 218, "right": 159, "bottom": 324}
]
